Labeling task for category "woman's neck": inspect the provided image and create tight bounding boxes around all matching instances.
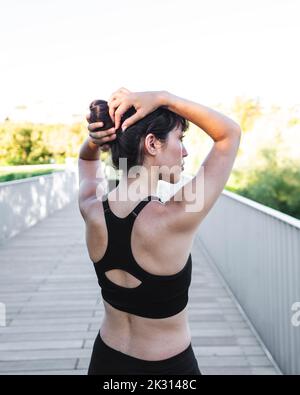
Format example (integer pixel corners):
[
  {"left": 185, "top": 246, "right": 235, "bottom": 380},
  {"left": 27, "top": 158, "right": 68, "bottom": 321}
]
[{"left": 113, "top": 167, "right": 159, "bottom": 202}]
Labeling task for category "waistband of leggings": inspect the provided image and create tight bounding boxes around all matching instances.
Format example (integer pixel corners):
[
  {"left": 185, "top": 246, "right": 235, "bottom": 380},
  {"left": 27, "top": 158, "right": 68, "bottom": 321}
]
[{"left": 97, "top": 330, "right": 193, "bottom": 367}]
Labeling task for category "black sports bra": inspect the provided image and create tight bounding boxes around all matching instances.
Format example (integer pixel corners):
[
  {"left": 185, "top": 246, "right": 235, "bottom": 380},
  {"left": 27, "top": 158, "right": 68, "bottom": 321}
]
[{"left": 92, "top": 193, "right": 192, "bottom": 319}]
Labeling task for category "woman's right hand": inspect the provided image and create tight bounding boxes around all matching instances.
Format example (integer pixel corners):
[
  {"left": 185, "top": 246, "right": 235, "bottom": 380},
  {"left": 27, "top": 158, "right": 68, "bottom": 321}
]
[{"left": 108, "top": 88, "right": 167, "bottom": 131}]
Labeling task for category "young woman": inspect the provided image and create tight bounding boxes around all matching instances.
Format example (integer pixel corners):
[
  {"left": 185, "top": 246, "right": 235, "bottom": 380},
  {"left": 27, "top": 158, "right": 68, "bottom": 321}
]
[{"left": 78, "top": 88, "right": 241, "bottom": 375}]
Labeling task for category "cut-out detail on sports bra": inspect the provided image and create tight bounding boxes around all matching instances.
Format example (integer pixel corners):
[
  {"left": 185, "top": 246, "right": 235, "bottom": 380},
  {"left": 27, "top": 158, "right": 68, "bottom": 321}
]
[
  {"left": 104, "top": 269, "right": 142, "bottom": 289},
  {"left": 91, "top": 192, "right": 192, "bottom": 319}
]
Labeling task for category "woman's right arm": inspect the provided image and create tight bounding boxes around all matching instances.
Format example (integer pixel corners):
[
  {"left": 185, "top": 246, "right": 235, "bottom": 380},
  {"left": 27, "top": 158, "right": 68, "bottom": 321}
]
[
  {"left": 160, "top": 91, "right": 242, "bottom": 233},
  {"left": 160, "top": 91, "right": 241, "bottom": 145}
]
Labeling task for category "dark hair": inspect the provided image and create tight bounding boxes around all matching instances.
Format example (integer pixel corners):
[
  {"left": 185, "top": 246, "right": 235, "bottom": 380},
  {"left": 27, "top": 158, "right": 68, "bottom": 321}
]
[{"left": 89, "top": 100, "right": 189, "bottom": 172}]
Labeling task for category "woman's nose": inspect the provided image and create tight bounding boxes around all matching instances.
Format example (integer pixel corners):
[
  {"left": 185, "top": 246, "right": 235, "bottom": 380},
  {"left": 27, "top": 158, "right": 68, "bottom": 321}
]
[{"left": 182, "top": 144, "right": 188, "bottom": 157}]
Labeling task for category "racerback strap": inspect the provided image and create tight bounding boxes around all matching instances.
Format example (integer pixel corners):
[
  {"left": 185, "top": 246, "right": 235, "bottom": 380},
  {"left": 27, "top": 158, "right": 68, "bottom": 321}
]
[{"left": 101, "top": 193, "right": 161, "bottom": 218}]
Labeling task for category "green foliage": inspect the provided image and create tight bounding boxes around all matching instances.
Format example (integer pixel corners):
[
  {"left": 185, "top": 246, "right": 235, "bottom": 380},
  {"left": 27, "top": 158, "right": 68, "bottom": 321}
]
[
  {"left": 288, "top": 117, "right": 300, "bottom": 127},
  {"left": 230, "top": 147, "right": 300, "bottom": 220},
  {"left": 0, "top": 121, "right": 87, "bottom": 165},
  {"left": 7, "top": 128, "right": 53, "bottom": 165},
  {"left": 0, "top": 169, "right": 63, "bottom": 182},
  {"left": 231, "top": 96, "right": 262, "bottom": 132}
]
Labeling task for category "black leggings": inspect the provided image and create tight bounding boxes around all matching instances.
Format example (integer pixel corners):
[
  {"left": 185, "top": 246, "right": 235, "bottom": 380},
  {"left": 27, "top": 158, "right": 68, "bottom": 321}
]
[{"left": 88, "top": 331, "right": 202, "bottom": 375}]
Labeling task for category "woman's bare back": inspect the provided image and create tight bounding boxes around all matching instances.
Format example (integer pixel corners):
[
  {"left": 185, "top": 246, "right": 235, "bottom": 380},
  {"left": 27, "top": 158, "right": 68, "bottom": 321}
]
[{"left": 85, "top": 192, "right": 196, "bottom": 360}]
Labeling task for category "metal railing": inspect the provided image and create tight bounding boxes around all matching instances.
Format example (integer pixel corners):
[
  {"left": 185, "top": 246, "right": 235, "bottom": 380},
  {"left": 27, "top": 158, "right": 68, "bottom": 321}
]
[
  {"left": 0, "top": 168, "right": 78, "bottom": 244},
  {"left": 197, "top": 189, "right": 300, "bottom": 375}
]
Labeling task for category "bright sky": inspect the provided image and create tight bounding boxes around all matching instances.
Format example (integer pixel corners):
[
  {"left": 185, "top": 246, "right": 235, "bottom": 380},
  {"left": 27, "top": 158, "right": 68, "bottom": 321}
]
[{"left": 1, "top": 0, "right": 299, "bottom": 123}]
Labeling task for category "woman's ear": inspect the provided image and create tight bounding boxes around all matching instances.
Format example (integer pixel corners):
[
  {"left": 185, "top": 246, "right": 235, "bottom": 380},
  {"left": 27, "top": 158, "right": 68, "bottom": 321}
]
[{"left": 144, "top": 133, "right": 160, "bottom": 155}]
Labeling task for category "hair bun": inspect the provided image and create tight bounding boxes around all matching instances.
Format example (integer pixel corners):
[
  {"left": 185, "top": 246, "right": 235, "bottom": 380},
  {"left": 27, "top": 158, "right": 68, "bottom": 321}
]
[{"left": 89, "top": 100, "right": 114, "bottom": 131}]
